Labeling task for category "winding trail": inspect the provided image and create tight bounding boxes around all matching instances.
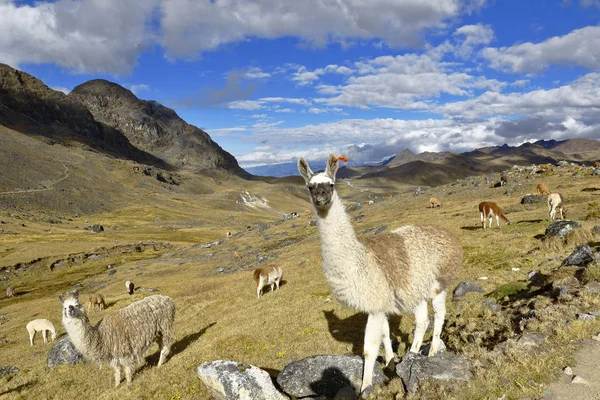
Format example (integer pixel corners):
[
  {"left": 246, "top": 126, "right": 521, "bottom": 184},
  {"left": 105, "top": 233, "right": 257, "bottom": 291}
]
[{"left": 0, "top": 162, "right": 70, "bottom": 195}]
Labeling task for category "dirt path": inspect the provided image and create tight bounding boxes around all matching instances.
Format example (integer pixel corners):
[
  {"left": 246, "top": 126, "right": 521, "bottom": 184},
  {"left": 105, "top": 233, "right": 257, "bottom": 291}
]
[{"left": 543, "top": 339, "right": 600, "bottom": 399}]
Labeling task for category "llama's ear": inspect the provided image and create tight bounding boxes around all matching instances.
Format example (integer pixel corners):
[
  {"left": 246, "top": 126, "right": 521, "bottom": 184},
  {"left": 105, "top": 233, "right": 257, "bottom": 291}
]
[
  {"left": 325, "top": 154, "right": 339, "bottom": 181},
  {"left": 58, "top": 294, "right": 64, "bottom": 303},
  {"left": 297, "top": 157, "right": 314, "bottom": 184},
  {"left": 73, "top": 290, "right": 79, "bottom": 300}
]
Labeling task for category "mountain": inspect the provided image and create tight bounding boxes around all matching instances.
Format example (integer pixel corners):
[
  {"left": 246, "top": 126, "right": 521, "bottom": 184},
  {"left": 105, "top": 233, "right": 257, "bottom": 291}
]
[
  {"left": 70, "top": 79, "right": 243, "bottom": 173},
  {"left": 385, "top": 148, "right": 449, "bottom": 167},
  {"left": 244, "top": 162, "right": 301, "bottom": 177}
]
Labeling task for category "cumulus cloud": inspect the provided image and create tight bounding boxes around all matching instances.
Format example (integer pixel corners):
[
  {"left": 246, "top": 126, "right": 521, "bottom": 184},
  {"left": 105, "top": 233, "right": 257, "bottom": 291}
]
[
  {"left": 245, "top": 67, "right": 271, "bottom": 79},
  {"left": 453, "top": 24, "right": 494, "bottom": 58},
  {"left": 482, "top": 26, "right": 600, "bottom": 73},
  {"left": 129, "top": 84, "right": 150, "bottom": 96},
  {"left": 50, "top": 86, "right": 71, "bottom": 95}
]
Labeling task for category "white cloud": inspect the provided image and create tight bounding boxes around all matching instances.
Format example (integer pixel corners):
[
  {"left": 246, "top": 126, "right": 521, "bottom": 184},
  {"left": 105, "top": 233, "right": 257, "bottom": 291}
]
[
  {"left": 292, "top": 66, "right": 320, "bottom": 86},
  {"left": 228, "top": 100, "right": 264, "bottom": 110},
  {"left": 129, "top": 84, "right": 150, "bottom": 95},
  {"left": 250, "top": 114, "right": 268, "bottom": 119},
  {"left": 245, "top": 67, "right": 271, "bottom": 79},
  {"left": 50, "top": 86, "right": 70, "bottom": 95},
  {"left": 453, "top": 24, "right": 494, "bottom": 58},
  {"left": 510, "top": 79, "right": 530, "bottom": 88},
  {"left": 275, "top": 108, "right": 293, "bottom": 113},
  {"left": 261, "top": 97, "right": 311, "bottom": 105},
  {"left": 482, "top": 26, "right": 600, "bottom": 73}
]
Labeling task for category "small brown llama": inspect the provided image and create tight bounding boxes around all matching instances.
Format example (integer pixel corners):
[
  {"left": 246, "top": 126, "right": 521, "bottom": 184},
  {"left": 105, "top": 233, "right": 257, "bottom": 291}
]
[
  {"left": 298, "top": 154, "right": 462, "bottom": 394},
  {"left": 87, "top": 294, "right": 106, "bottom": 313},
  {"left": 595, "top": 161, "right": 600, "bottom": 168},
  {"left": 253, "top": 265, "right": 283, "bottom": 298},
  {"left": 536, "top": 183, "right": 550, "bottom": 196},
  {"left": 479, "top": 201, "right": 510, "bottom": 229},
  {"left": 429, "top": 197, "right": 442, "bottom": 208}
]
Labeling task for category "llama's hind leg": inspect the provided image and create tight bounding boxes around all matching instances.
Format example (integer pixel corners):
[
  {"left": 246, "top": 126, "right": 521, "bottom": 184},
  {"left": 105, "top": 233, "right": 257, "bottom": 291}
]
[
  {"left": 42, "top": 329, "right": 48, "bottom": 343},
  {"left": 409, "top": 300, "right": 429, "bottom": 354},
  {"left": 112, "top": 363, "right": 122, "bottom": 387},
  {"left": 361, "top": 313, "right": 385, "bottom": 393},
  {"left": 123, "top": 360, "right": 134, "bottom": 384},
  {"left": 380, "top": 316, "right": 394, "bottom": 365},
  {"left": 28, "top": 328, "right": 34, "bottom": 346},
  {"left": 428, "top": 290, "right": 447, "bottom": 356},
  {"left": 157, "top": 334, "right": 171, "bottom": 367}
]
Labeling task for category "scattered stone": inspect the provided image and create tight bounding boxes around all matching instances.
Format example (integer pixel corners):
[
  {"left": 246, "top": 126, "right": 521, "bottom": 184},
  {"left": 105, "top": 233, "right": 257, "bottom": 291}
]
[
  {"left": 545, "top": 220, "right": 581, "bottom": 239},
  {"left": 345, "top": 203, "right": 362, "bottom": 212},
  {"left": 593, "top": 168, "right": 600, "bottom": 176},
  {"left": 552, "top": 276, "right": 580, "bottom": 295},
  {"left": 0, "top": 366, "right": 18, "bottom": 377},
  {"left": 107, "top": 270, "right": 116, "bottom": 276},
  {"left": 482, "top": 299, "right": 501, "bottom": 312},
  {"left": 511, "top": 267, "right": 520, "bottom": 271},
  {"left": 0, "top": 339, "right": 7, "bottom": 344},
  {"left": 372, "top": 225, "right": 388, "bottom": 235},
  {"left": 47, "top": 336, "right": 86, "bottom": 368},
  {"left": 577, "top": 313, "right": 595, "bottom": 321},
  {"left": 216, "top": 267, "right": 225, "bottom": 274},
  {"left": 478, "top": 276, "right": 488, "bottom": 280},
  {"left": 137, "top": 287, "right": 159, "bottom": 292},
  {"left": 521, "top": 195, "right": 545, "bottom": 204},
  {"left": 592, "top": 225, "right": 600, "bottom": 234},
  {"left": 197, "top": 360, "right": 287, "bottom": 400},
  {"left": 571, "top": 376, "right": 590, "bottom": 385},
  {"left": 563, "top": 366, "right": 573, "bottom": 376},
  {"left": 87, "top": 254, "right": 104, "bottom": 261},
  {"left": 277, "top": 355, "right": 385, "bottom": 398},
  {"left": 309, "top": 220, "right": 317, "bottom": 227},
  {"left": 561, "top": 244, "right": 594, "bottom": 267},
  {"left": 516, "top": 333, "right": 546, "bottom": 348},
  {"left": 395, "top": 352, "right": 473, "bottom": 393},
  {"left": 298, "top": 259, "right": 310, "bottom": 267},
  {"left": 585, "top": 281, "right": 600, "bottom": 293},
  {"left": 88, "top": 224, "right": 104, "bottom": 233},
  {"left": 592, "top": 334, "right": 600, "bottom": 342},
  {"left": 452, "top": 281, "right": 484, "bottom": 299}
]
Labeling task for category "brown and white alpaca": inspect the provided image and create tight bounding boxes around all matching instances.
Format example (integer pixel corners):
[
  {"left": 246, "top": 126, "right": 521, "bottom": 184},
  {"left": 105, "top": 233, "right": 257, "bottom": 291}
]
[
  {"left": 6, "top": 287, "right": 14, "bottom": 298},
  {"left": 479, "top": 202, "right": 510, "bottom": 229},
  {"left": 536, "top": 183, "right": 550, "bottom": 196},
  {"left": 253, "top": 265, "right": 283, "bottom": 298},
  {"left": 500, "top": 175, "right": 508, "bottom": 187},
  {"left": 429, "top": 197, "right": 442, "bottom": 208},
  {"left": 547, "top": 193, "right": 566, "bottom": 221},
  {"left": 298, "top": 154, "right": 462, "bottom": 394},
  {"left": 59, "top": 291, "right": 175, "bottom": 386},
  {"left": 26, "top": 318, "right": 57, "bottom": 345},
  {"left": 125, "top": 280, "right": 135, "bottom": 295},
  {"left": 87, "top": 293, "right": 106, "bottom": 313}
]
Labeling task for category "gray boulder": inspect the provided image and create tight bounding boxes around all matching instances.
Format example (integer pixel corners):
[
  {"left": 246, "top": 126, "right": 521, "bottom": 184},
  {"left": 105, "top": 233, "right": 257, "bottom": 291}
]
[
  {"left": 396, "top": 352, "right": 473, "bottom": 393},
  {"left": 545, "top": 220, "right": 581, "bottom": 239},
  {"left": 561, "top": 244, "right": 594, "bottom": 267},
  {"left": 0, "top": 365, "right": 18, "bottom": 377},
  {"left": 593, "top": 168, "right": 600, "bottom": 176},
  {"left": 452, "top": 281, "right": 484, "bottom": 299},
  {"left": 277, "top": 355, "right": 385, "bottom": 398},
  {"left": 521, "top": 195, "right": 545, "bottom": 204},
  {"left": 88, "top": 224, "right": 104, "bottom": 233},
  {"left": 46, "top": 336, "right": 85, "bottom": 368},
  {"left": 196, "top": 360, "right": 287, "bottom": 400}
]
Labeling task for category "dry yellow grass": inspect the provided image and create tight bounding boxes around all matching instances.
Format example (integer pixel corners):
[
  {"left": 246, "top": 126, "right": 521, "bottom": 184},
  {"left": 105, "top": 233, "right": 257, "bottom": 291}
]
[{"left": 2, "top": 164, "right": 600, "bottom": 399}]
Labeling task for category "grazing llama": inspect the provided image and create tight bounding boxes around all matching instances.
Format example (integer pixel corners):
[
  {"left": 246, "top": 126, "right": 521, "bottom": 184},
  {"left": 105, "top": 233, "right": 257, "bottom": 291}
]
[
  {"left": 298, "top": 154, "right": 462, "bottom": 394},
  {"left": 500, "top": 175, "right": 508, "bottom": 187},
  {"left": 548, "top": 193, "right": 566, "bottom": 221},
  {"left": 87, "top": 294, "right": 106, "bottom": 313},
  {"left": 59, "top": 291, "right": 175, "bottom": 386},
  {"left": 479, "top": 202, "right": 510, "bottom": 229},
  {"left": 536, "top": 183, "right": 550, "bottom": 196},
  {"left": 429, "top": 197, "right": 442, "bottom": 208},
  {"left": 253, "top": 265, "right": 283, "bottom": 298},
  {"left": 6, "top": 287, "right": 14, "bottom": 297},
  {"left": 595, "top": 161, "right": 600, "bottom": 168},
  {"left": 26, "top": 318, "right": 57, "bottom": 345},
  {"left": 125, "top": 280, "right": 135, "bottom": 295}
]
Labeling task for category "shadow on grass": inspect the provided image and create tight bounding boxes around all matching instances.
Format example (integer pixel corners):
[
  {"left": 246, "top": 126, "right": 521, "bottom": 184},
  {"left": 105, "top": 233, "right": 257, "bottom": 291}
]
[
  {"left": 143, "top": 322, "right": 216, "bottom": 367},
  {"left": 582, "top": 187, "right": 600, "bottom": 192},
  {"left": 323, "top": 310, "right": 407, "bottom": 355},
  {"left": 0, "top": 380, "right": 38, "bottom": 396},
  {"left": 517, "top": 219, "right": 543, "bottom": 224},
  {"left": 460, "top": 226, "right": 480, "bottom": 231}
]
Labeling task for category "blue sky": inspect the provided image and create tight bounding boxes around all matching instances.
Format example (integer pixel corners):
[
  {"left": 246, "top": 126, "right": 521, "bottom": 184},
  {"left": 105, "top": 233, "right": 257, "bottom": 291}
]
[{"left": 2, "top": 0, "right": 600, "bottom": 168}]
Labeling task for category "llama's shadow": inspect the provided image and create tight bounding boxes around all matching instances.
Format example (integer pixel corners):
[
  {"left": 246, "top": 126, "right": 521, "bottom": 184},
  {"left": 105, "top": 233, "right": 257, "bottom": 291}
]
[
  {"left": 143, "top": 322, "right": 216, "bottom": 367},
  {"left": 309, "top": 367, "right": 355, "bottom": 398},
  {"left": 259, "top": 280, "right": 288, "bottom": 296},
  {"left": 323, "top": 310, "right": 407, "bottom": 355},
  {"left": 582, "top": 187, "right": 600, "bottom": 192},
  {"left": 0, "top": 380, "right": 38, "bottom": 396},
  {"left": 517, "top": 219, "right": 543, "bottom": 224},
  {"left": 460, "top": 226, "right": 480, "bottom": 231}
]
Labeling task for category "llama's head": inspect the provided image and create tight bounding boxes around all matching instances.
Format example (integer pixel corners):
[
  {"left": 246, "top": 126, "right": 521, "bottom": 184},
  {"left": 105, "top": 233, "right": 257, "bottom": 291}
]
[
  {"left": 59, "top": 290, "right": 85, "bottom": 320},
  {"left": 298, "top": 154, "right": 339, "bottom": 209}
]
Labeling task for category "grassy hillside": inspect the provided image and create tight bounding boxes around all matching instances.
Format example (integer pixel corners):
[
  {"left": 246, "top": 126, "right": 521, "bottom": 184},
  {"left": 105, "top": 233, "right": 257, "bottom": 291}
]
[{"left": 1, "top": 159, "right": 600, "bottom": 399}]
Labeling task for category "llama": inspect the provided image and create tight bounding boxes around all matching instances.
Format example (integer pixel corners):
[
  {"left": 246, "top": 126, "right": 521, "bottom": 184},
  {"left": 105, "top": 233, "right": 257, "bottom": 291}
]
[
  {"left": 26, "top": 318, "right": 57, "bottom": 345},
  {"left": 87, "top": 294, "right": 106, "bottom": 313},
  {"left": 536, "top": 183, "right": 550, "bottom": 196},
  {"left": 595, "top": 161, "right": 600, "bottom": 168},
  {"left": 59, "top": 291, "right": 175, "bottom": 386},
  {"left": 298, "top": 154, "right": 462, "bottom": 393},
  {"left": 125, "top": 280, "right": 135, "bottom": 295},
  {"left": 479, "top": 202, "right": 510, "bottom": 229},
  {"left": 253, "top": 265, "right": 283, "bottom": 298},
  {"left": 500, "top": 175, "right": 508, "bottom": 187},
  {"left": 6, "top": 287, "right": 14, "bottom": 298},
  {"left": 548, "top": 193, "right": 566, "bottom": 221},
  {"left": 429, "top": 197, "right": 442, "bottom": 208}
]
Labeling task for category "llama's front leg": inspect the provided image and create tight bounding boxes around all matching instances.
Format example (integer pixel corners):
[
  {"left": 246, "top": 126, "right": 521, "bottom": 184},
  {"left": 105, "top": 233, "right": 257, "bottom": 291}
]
[
  {"left": 480, "top": 212, "right": 485, "bottom": 229},
  {"left": 380, "top": 316, "right": 394, "bottom": 365},
  {"left": 157, "top": 336, "right": 171, "bottom": 367},
  {"left": 42, "top": 330, "right": 48, "bottom": 343},
  {"left": 361, "top": 313, "right": 385, "bottom": 393},
  {"left": 113, "top": 364, "right": 122, "bottom": 387},
  {"left": 123, "top": 361, "right": 134, "bottom": 384},
  {"left": 428, "top": 290, "right": 447, "bottom": 356},
  {"left": 409, "top": 300, "right": 429, "bottom": 353},
  {"left": 29, "top": 331, "right": 34, "bottom": 346}
]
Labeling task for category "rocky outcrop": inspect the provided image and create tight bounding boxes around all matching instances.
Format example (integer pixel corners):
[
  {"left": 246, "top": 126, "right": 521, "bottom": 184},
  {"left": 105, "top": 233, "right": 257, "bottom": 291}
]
[
  {"left": 46, "top": 336, "right": 85, "bottom": 368},
  {"left": 395, "top": 352, "right": 473, "bottom": 392}
]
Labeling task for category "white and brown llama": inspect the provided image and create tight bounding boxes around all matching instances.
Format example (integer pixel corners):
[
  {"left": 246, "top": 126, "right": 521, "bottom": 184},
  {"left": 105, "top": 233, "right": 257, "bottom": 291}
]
[
  {"left": 253, "top": 264, "right": 283, "bottom": 298},
  {"left": 479, "top": 201, "right": 510, "bottom": 229},
  {"left": 298, "top": 154, "right": 463, "bottom": 394},
  {"left": 26, "top": 318, "right": 57, "bottom": 345},
  {"left": 547, "top": 193, "right": 566, "bottom": 221},
  {"left": 429, "top": 197, "right": 442, "bottom": 208}
]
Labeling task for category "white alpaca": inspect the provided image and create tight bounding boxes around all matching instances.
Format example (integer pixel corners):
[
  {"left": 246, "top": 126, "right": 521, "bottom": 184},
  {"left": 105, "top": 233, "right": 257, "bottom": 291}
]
[
  {"left": 298, "top": 154, "right": 462, "bottom": 394},
  {"left": 548, "top": 193, "right": 565, "bottom": 220},
  {"left": 125, "top": 280, "right": 135, "bottom": 295},
  {"left": 253, "top": 265, "right": 283, "bottom": 298},
  {"left": 26, "top": 319, "right": 57, "bottom": 346}
]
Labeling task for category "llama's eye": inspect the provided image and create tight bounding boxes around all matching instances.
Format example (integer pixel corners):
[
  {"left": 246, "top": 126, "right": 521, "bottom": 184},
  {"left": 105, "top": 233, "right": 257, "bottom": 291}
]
[
  {"left": 307, "top": 185, "right": 313, "bottom": 190},
  {"left": 329, "top": 183, "right": 334, "bottom": 188}
]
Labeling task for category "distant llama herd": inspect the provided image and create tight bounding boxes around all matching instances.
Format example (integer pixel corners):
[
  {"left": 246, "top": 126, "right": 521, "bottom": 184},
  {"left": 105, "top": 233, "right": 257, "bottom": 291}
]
[{"left": 1, "top": 156, "right": 587, "bottom": 396}]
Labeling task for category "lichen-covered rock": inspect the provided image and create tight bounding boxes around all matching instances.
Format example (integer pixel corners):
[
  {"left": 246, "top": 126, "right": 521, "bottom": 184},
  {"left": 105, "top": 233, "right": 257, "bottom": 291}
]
[
  {"left": 561, "top": 244, "right": 594, "bottom": 267},
  {"left": 46, "top": 336, "right": 85, "bottom": 368},
  {"left": 396, "top": 352, "right": 473, "bottom": 392},
  {"left": 0, "top": 365, "right": 19, "bottom": 377},
  {"left": 452, "top": 281, "right": 484, "bottom": 299},
  {"left": 277, "top": 355, "right": 385, "bottom": 398},
  {"left": 521, "top": 195, "right": 545, "bottom": 204},
  {"left": 197, "top": 360, "right": 287, "bottom": 400},
  {"left": 545, "top": 220, "right": 581, "bottom": 239}
]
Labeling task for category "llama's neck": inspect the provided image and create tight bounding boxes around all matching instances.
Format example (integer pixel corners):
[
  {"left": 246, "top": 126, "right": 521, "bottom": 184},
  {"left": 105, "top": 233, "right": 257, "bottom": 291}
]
[{"left": 63, "top": 316, "right": 103, "bottom": 360}]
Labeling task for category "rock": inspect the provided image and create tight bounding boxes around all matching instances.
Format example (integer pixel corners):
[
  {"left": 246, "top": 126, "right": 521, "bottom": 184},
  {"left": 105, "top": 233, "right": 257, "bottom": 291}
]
[
  {"left": 571, "top": 376, "right": 590, "bottom": 385},
  {"left": 593, "top": 168, "right": 600, "bottom": 176},
  {"left": 563, "top": 366, "right": 573, "bottom": 375},
  {"left": 277, "top": 355, "right": 385, "bottom": 398},
  {"left": 345, "top": 203, "right": 362, "bottom": 212},
  {"left": 0, "top": 366, "right": 18, "bottom": 377},
  {"left": 585, "top": 281, "right": 600, "bottom": 293},
  {"left": 577, "top": 313, "right": 595, "bottom": 321},
  {"left": 0, "top": 339, "right": 7, "bottom": 344},
  {"left": 521, "top": 195, "right": 545, "bottom": 204},
  {"left": 592, "top": 225, "right": 600, "bottom": 234},
  {"left": 372, "top": 225, "right": 388, "bottom": 235},
  {"left": 545, "top": 220, "right": 581, "bottom": 239},
  {"left": 516, "top": 333, "right": 545, "bottom": 348},
  {"left": 298, "top": 259, "right": 310, "bottom": 267},
  {"left": 196, "top": 360, "right": 287, "bottom": 400},
  {"left": 310, "top": 220, "right": 317, "bottom": 227},
  {"left": 333, "top": 386, "right": 358, "bottom": 400},
  {"left": 453, "top": 281, "right": 484, "bottom": 298},
  {"left": 561, "top": 244, "right": 594, "bottom": 267},
  {"left": 46, "top": 336, "right": 86, "bottom": 368},
  {"left": 107, "top": 269, "right": 116, "bottom": 276},
  {"left": 552, "top": 276, "right": 580, "bottom": 295},
  {"left": 395, "top": 352, "right": 473, "bottom": 393},
  {"left": 482, "top": 300, "right": 501, "bottom": 312},
  {"left": 88, "top": 224, "right": 104, "bottom": 233}
]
